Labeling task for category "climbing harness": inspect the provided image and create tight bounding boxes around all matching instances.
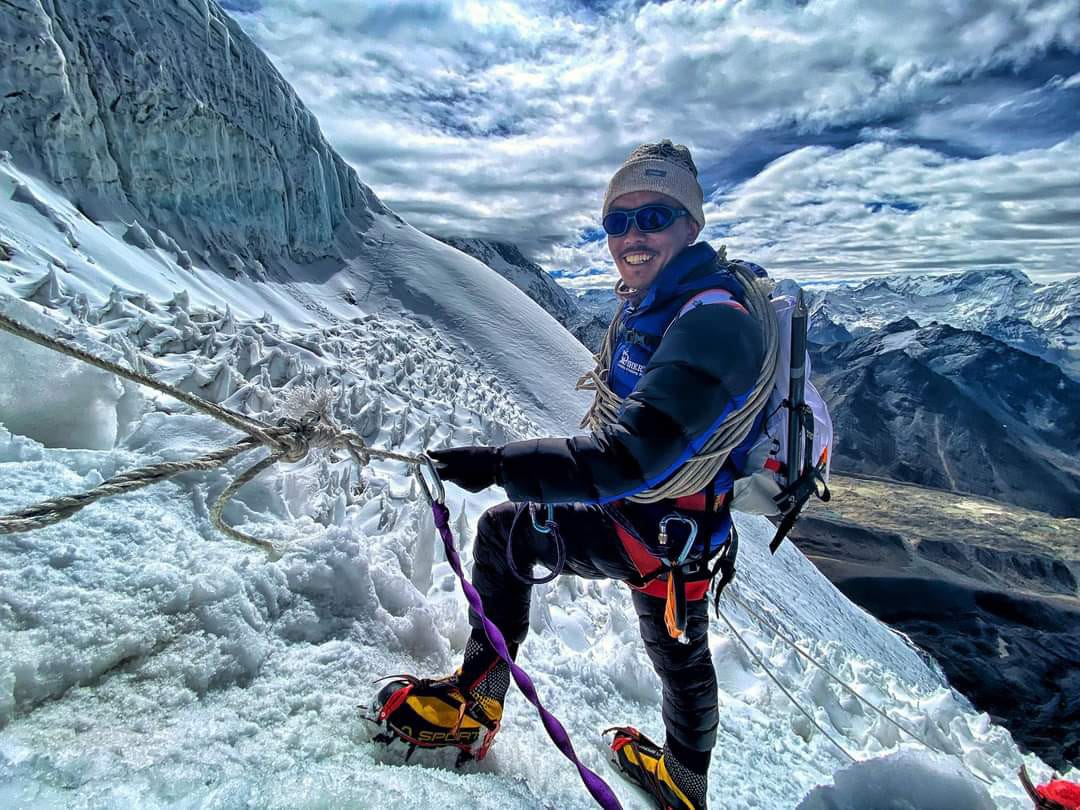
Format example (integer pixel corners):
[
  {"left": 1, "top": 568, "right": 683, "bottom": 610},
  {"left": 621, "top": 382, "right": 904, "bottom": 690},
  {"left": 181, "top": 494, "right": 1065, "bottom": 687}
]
[{"left": 600, "top": 485, "right": 736, "bottom": 642}]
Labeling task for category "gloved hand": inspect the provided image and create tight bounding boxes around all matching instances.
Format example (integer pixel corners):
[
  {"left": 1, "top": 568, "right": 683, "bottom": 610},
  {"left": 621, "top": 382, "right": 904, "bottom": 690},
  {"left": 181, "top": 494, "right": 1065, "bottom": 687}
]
[{"left": 428, "top": 445, "right": 503, "bottom": 493}]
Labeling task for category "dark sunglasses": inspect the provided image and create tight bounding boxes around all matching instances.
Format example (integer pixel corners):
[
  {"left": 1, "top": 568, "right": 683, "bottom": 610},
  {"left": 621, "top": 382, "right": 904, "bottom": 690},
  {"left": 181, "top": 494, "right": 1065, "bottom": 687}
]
[{"left": 602, "top": 204, "right": 689, "bottom": 237}]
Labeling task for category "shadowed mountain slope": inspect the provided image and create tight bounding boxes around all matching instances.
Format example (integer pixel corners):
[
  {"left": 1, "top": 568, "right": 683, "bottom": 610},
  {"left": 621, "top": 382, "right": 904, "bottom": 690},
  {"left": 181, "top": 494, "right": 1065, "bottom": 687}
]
[{"left": 813, "top": 320, "right": 1080, "bottom": 516}]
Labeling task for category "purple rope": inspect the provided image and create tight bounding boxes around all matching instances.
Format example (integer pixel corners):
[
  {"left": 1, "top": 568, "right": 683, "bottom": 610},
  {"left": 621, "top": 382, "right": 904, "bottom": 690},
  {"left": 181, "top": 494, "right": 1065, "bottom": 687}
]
[{"left": 431, "top": 501, "right": 623, "bottom": 810}]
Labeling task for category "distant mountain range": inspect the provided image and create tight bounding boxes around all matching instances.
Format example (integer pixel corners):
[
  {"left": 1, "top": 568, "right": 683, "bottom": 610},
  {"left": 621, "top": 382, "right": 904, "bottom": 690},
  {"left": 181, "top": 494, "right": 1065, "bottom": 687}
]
[
  {"left": 812, "top": 318, "right": 1080, "bottom": 516},
  {"left": 780, "top": 269, "right": 1080, "bottom": 381},
  {"left": 771, "top": 268, "right": 1080, "bottom": 515}
]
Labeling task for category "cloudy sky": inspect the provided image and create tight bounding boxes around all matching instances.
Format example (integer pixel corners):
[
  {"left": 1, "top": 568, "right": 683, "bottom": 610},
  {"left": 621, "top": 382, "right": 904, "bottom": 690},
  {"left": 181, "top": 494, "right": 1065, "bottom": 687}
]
[{"left": 222, "top": 0, "right": 1080, "bottom": 285}]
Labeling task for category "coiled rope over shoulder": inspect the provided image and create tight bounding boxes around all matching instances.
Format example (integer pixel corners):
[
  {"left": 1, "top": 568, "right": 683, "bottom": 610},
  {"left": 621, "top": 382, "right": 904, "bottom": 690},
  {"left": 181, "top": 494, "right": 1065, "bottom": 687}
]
[{"left": 575, "top": 259, "right": 780, "bottom": 503}]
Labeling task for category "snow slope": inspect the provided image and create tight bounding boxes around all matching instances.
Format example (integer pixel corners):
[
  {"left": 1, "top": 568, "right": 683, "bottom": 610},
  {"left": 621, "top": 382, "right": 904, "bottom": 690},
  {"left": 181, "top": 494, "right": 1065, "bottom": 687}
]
[
  {"left": 437, "top": 238, "right": 580, "bottom": 327},
  {"left": 0, "top": 160, "right": 1061, "bottom": 809},
  {"left": 0, "top": 154, "right": 592, "bottom": 436},
  {"left": 434, "top": 236, "right": 610, "bottom": 353}
]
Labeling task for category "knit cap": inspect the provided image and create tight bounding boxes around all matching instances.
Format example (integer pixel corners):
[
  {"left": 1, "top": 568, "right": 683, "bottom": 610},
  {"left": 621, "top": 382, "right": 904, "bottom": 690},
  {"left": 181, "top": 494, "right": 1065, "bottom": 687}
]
[{"left": 602, "top": 140, "right": 705, "bottom": 229}]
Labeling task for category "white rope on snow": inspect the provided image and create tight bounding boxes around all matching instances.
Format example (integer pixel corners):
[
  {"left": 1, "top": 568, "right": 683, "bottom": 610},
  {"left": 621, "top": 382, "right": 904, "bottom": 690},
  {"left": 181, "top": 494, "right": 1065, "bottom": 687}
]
[{"left": 720, "top": 589, "right": 996, "bottom": 786}]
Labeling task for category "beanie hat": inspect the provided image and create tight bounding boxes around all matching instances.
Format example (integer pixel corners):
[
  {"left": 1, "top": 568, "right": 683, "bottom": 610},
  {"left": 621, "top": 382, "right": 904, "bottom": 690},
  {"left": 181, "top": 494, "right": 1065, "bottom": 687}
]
[{"left": 602, "top": 140, "right": 705, "bottom": 229}]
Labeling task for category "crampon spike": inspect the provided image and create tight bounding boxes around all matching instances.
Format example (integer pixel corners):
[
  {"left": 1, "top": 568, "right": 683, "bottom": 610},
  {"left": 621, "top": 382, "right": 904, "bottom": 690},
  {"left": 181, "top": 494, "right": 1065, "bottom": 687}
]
[{"left": 455, "top": 749, "right": 475, "bottom": 768}]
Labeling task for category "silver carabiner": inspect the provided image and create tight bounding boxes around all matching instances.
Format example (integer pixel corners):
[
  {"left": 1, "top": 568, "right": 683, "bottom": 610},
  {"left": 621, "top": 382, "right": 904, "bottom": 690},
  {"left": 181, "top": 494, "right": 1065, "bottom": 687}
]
[
  {"left": 415, "top": 453, "right": 446, "bottom": 506},
  {"left": 658, "top": 513, "right": 698, "bottom": 565}
]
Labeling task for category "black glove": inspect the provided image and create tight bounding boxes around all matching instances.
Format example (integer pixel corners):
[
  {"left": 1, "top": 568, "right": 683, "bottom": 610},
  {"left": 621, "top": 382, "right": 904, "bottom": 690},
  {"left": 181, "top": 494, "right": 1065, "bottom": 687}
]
[{"left": 428, "top": 446, "right": 503, "bottom": 493}]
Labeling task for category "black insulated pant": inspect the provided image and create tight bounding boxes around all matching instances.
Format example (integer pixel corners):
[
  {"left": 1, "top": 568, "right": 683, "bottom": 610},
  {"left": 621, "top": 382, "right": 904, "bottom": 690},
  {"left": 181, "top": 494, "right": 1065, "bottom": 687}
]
[{"left": 468, "top": 500, "right": 719, "bottom": 768}]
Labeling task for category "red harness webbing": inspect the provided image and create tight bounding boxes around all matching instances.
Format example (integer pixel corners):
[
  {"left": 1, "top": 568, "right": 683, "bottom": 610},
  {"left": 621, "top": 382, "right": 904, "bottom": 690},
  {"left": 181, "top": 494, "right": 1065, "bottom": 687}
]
[{"left": 613, "top": 493, "right": 725, "bottom": 601}]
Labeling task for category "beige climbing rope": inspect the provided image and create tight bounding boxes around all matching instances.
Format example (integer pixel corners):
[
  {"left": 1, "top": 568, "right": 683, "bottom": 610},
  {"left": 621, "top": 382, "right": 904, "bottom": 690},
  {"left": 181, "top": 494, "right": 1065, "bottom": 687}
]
[
  {"left": 0, "top": 308, "right": 427, "bottom": 558},
  {"left": 576, "top": 258, "right": 780, "bottom": 503}
]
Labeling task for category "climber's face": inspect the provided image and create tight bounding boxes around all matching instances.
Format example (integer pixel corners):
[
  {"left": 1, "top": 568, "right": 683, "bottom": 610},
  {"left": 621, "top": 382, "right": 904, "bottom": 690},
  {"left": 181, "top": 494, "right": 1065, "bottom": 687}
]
[{"left": 606, "top": 191, "right": 701, "bottom": 291}]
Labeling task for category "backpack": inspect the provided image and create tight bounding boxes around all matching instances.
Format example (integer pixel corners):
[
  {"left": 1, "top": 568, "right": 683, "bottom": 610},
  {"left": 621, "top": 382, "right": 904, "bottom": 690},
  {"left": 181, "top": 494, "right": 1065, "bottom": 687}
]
[{"left": 726, "top": 262, "right": 833, "bottom": 553}]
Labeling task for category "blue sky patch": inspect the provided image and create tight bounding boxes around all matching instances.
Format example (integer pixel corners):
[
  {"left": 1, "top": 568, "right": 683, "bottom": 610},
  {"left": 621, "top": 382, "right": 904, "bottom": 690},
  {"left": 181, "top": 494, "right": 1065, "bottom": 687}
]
[
  {"left": 865, "top": 201, "right": 921, "bottom": 214},
  {"left": 577, "top": 226, "right": 607, "bottom": 245}
]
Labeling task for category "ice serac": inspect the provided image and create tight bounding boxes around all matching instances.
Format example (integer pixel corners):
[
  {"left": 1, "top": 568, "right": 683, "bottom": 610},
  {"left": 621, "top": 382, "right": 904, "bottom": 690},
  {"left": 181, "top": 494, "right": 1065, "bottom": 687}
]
[{"left": 0, "top": 0, "right": 391, "bottom": 267}]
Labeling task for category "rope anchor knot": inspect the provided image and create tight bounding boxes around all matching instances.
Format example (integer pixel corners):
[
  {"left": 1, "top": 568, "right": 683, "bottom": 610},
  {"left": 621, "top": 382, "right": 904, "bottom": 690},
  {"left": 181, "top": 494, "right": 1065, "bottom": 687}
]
[{"left": 0, "top": 309, "right": 427, "bottom": 559}]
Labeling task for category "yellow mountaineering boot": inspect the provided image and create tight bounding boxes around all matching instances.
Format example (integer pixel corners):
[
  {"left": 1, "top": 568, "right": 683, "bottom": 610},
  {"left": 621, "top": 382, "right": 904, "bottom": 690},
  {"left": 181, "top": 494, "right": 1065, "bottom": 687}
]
[
  {"left": 370, "top": 637, "right": 509, "bottom": 766},
  {"left": 606, "top": 726, "right": 708, "bottom": 810}
]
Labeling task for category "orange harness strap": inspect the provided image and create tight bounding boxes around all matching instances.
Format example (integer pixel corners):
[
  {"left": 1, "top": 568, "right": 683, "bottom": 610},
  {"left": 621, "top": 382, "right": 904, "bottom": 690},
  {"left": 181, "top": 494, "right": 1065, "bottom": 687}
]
[{"left": 610, "top": 494, "right": 728, "bottom": 640}]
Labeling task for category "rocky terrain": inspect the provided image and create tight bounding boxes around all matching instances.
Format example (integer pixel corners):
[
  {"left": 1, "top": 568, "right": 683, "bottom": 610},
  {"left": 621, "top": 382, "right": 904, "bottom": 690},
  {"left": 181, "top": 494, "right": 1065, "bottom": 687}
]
[
  {"left": 811, "top": 319, "right": 1080, "bottom": 517},
  {"left": 436, "top": 237, "right": 609, "bottom": 352},
  {"left": 791, "top": 473, "right": 1080, "bottom": 770}
]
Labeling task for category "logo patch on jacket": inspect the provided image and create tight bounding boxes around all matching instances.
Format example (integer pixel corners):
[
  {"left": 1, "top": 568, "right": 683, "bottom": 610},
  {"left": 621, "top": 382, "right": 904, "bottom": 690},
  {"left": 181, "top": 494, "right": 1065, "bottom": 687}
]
[{"left": 617, "top": 348, "right": 646, "bottom": 377}]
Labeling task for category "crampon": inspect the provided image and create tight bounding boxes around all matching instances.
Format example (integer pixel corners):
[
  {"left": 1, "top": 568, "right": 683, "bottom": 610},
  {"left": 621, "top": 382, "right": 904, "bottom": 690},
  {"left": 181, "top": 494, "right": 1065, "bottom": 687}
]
[
  {"left": 605, "top": 725, "right": 706, "bottom": 810},
  {"left": 364, "top": 674, "right": 502, "bottom": 768}
]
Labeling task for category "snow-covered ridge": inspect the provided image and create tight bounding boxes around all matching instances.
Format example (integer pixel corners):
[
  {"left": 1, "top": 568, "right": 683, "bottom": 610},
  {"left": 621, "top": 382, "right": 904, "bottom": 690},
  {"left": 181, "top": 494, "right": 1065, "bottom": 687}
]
[
  {"left": 0, "top": 0, "right": 390, "bottom": 268},
  {"left": 435, "top": 239, "right": 576, "bottom": 323},
  {"left": 436, "top": 236, "right": 610, "bottom": 351}
]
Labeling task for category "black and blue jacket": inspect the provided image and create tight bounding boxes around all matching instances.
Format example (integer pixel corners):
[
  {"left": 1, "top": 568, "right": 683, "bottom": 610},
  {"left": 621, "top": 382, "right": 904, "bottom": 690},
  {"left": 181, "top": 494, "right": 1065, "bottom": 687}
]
[{"left": 496, "top": 242, "right": 765, "bottom": 549}]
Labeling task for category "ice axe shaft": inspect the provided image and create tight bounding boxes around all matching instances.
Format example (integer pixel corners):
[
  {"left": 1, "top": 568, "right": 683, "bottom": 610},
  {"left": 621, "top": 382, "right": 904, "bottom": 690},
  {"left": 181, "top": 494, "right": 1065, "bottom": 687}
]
[{"left": 786, "top": 290, "right": 808, "bottom": 486}]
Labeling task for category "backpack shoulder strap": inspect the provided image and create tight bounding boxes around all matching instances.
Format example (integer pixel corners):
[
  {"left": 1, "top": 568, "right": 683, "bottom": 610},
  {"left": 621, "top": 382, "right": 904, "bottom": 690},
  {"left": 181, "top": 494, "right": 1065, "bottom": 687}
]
[{"left": 677, "top": 288, "right": 749, "bottom": 318}]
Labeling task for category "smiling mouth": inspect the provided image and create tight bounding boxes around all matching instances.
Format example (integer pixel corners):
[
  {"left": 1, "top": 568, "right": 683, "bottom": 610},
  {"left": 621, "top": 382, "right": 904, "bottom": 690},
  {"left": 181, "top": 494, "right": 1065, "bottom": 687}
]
[{"left": 623, "top": 252, "right": 655, "bottom": 266}]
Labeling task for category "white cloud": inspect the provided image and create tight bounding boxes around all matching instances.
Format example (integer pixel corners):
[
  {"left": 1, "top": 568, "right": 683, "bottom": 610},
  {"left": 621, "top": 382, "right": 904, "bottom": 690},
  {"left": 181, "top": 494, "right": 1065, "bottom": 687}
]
[
  {"left": 707, "top": 136, "right": 1080, "bottom": 283},
  {"left": 224, "top": 0, "right": 1080, "bottom": 282}
]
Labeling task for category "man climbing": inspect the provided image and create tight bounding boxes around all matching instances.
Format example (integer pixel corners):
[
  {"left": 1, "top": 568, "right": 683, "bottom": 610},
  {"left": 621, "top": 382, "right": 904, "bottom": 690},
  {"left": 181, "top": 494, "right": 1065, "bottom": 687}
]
[{"left": 373, "top": 140, "right": 768, "bottom": 810}]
